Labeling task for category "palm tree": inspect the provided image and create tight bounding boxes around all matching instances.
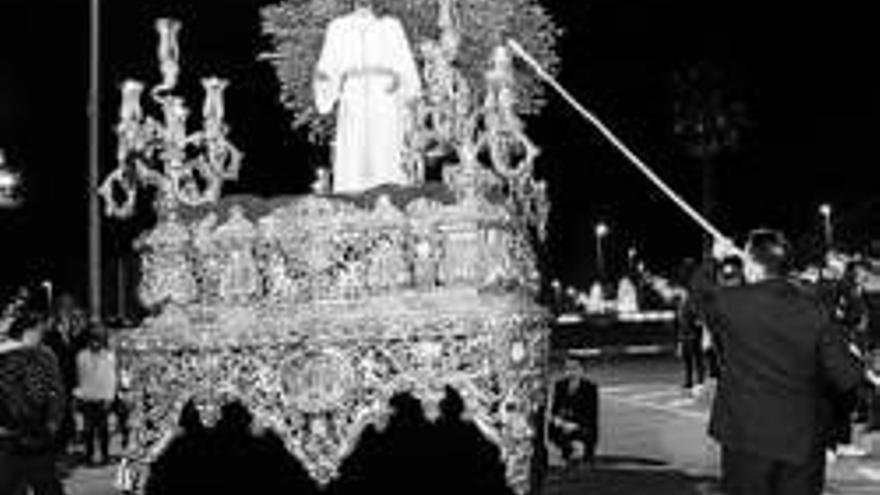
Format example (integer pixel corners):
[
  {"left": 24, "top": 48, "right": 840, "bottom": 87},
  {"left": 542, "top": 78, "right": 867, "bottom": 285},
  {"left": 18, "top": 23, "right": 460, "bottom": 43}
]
[{"left": 672, "top": 61, "right": 750, "bottom": 256}]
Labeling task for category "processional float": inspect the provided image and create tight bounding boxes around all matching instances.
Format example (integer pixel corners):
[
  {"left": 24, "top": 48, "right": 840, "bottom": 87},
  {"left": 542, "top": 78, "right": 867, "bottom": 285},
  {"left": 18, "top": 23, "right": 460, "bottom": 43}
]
[
  {"left": 102, "top": 0, "right": 744, "bottom": 492},
  {"left": 102, "top": 1, "right": 555, "bottom": 493}
]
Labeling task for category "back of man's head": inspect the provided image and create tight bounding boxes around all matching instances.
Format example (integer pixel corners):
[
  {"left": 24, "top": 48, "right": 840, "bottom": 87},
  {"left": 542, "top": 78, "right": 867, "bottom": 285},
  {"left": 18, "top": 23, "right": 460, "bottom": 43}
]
[
  {"left": 218, "top": 401, "right": 253, "bottom": 435},
  {"left": 745, "top": 229, "right": 790, "bottom": 277},
  {"left": 179, "top": 400, "right": 204, "bottom": 433},
  {"left": 439, "top": 386, "right": 465, "bottom": 421},
  {"left": 85, "top": 321, "right": 109, "bottom": 349}
]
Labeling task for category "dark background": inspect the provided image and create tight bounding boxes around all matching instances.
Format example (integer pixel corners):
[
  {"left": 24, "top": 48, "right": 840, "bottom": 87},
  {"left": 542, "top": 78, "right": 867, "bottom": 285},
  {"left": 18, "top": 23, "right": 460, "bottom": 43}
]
[{"left": 1, "top": 0, "right": 878, "bottom": 311}]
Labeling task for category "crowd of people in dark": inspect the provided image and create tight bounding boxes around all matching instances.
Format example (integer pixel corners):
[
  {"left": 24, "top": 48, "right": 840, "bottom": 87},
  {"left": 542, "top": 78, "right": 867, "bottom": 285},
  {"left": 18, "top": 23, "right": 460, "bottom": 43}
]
[
  {"left": 0, "top": 280, "right": 554, "bottom": 495},
  {"left": 0, "top": 290, "right": 517, "bottom": 495},
  {"left": 546, "top": 228, "right": 880, "bottom": 495},
  {"left": 142, "top": 388, "right": 513, "bottom": 495},
  {"left": 0, "top": 309, "right": 67, "bottom": 495},
  {"left": 0, "top": 288, "right": 129, "bottom": 495},
  {"left": 4, "top": 229, "right": 880, "bottom": 495}
]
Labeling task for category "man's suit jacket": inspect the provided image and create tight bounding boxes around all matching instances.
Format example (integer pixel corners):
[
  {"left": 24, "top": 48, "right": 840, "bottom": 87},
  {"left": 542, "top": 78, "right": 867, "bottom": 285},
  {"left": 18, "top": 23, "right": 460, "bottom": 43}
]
[
  {"left": 551, "top": 376, "right": 598, "bottom": 440},
  {"left": 43, "top": 316, "right": 87, "bottom": 392},
  {"left": 704, "top": 278, "right": 863, "bottom": 463}
]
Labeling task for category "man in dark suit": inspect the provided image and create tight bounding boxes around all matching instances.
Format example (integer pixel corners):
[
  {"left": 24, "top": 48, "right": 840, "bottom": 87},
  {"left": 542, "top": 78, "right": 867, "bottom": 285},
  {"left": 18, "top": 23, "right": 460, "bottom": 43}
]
[
  {"left": 42, "top": 293, "right": 88, "bottom": 461},
  {"left": 547, "top": 357, "right": 598, "bottom": 466},
  {"left": 704, "top": 230, "right": 868, "bottom": 495},
  {"left": 677, "top": 291, "right": 706, "bottom": 391},
  {"left": 860, "top": 259, "right": 880, "bottom": 432}
]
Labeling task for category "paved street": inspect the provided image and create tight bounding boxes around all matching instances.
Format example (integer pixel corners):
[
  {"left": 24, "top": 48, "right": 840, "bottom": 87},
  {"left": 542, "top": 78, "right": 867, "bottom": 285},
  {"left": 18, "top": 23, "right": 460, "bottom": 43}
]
[
  {"left": 544, "top": 355, "right": 880, "bottom": 494},
  {"left": 65, "top": 355, "right": 880, "bottom": 494}
]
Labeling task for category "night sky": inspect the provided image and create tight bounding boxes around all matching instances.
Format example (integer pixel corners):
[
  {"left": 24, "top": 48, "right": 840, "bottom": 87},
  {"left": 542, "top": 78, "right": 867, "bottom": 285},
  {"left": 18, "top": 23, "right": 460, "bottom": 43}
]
[{"left": 1, "top": 0, "right": 878, "bottom": 307}]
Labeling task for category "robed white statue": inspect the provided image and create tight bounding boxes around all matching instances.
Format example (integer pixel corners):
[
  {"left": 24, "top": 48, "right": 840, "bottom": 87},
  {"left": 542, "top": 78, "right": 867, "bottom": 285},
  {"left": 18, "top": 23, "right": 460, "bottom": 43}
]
[{"left": 314, "top": 1, "right": 422, "bottom": 193}]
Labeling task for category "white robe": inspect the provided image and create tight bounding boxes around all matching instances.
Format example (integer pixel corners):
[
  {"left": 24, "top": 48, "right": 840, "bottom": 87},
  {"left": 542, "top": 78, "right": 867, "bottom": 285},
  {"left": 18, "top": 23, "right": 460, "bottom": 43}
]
[{"left": 314, "top": 9, "right": 421, "bottom": 193}]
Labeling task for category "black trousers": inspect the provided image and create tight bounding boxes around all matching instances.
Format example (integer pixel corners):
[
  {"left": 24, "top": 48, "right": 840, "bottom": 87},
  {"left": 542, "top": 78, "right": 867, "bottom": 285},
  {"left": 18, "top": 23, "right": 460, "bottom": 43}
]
[
  {"left": 57, "top": 391, "right": 76, "bottom": 455},
  {"left": 529, "top": 409, "right": 547, "bottom": 495},
  {"left": 111, "top": 397, "right": 131, "bottom": 448},
  {"left": 705, "top": 348, "right": 721, "bottom": 379},
  {"left": 80, "top": 400, "right": 110, "bottom": 463},
  {"left": 681, "top": 338, "right": 705, "bottom": 388},
  {"left": 721, "top": 447, "right": 825, "bottom": 495},
  {"left": 548, "top": 425, "right": 596, "bottom": 462},
  {"left": 829, "top": 389, "right": 858, "bottom": 447},
  {"left": 867, "top": 385, "right": 880, "bottom": 432},
  {"left": 867, "top": 348, "right": 880, "bottom": 431},
  {"left": 0, "top": 445, "right": 66, "bottom": 495}
]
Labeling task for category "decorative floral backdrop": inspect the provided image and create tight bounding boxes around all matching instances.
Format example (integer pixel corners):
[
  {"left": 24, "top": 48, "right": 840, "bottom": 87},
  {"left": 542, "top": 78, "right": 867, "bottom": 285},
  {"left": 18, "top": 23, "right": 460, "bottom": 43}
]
[{"left": 260, "top": 0, "right": 561, "bottom": 143}]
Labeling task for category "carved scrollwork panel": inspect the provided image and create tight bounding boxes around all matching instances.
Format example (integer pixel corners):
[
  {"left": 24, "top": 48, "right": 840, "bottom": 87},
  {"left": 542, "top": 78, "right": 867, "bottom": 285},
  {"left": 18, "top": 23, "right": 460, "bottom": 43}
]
[{"left": 119, "top": 302, "right": 549, "bottom": 495}]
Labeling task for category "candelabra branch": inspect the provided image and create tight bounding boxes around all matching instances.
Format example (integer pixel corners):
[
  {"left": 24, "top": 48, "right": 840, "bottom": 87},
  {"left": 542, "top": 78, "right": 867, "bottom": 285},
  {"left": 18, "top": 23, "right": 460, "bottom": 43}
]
[{"left": 404, "top": 3, "right": 548, "bottom": 242}]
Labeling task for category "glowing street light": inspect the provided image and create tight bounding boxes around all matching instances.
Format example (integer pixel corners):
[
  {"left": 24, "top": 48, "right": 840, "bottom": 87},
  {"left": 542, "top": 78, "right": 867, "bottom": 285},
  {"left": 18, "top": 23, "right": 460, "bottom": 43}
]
[
  {"left": 0, "top": 169, "right": 16, "bottom": 189},
  {"left": 595, "top": 222, "right": 610, "bottom": 281},
  {"left": 0, "top": 150, "right": 23, "bottom": 209},
  {"left": 41, "top": 280, "right": 54, "bottom": 310},
  {"left": 819, "top": 203, "right": 833, "bottom": 250},
  {"left": 627, "top": 246, "right": 638, "bottom": 269}
]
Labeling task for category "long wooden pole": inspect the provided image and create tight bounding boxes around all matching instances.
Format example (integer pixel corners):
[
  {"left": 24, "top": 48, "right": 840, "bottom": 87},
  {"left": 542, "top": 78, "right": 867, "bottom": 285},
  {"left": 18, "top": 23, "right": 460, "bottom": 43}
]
[
  {"left": 508, "top": 39, "right": 745, "bottom": 257},
  {"left": 88, "top": 0, "right": 102, "bottom": 320}
]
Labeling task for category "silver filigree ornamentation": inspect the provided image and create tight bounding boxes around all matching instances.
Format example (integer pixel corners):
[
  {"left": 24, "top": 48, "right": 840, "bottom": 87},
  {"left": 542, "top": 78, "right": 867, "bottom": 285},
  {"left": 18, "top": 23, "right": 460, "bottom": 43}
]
[{"left": 99, "top": 19, "right": 244, "bottom": 219}]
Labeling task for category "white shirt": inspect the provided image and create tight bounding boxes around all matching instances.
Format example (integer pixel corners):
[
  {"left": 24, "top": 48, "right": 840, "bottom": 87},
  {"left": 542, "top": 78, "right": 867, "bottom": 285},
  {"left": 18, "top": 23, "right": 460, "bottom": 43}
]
[{"left": 75, "top": 348, "right": 117, "bottom": 401}]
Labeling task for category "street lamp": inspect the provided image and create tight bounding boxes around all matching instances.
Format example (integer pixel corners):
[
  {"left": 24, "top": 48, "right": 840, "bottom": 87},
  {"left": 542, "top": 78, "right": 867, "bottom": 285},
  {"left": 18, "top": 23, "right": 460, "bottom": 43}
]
[
  {"left": 41, "top": 280, "right": 54, "bottom": 310},
  {"left": 627, "top": 246, "right": 638, "bottom": 270},
  {"left": 565, "top": 285, "right": 577, "bottom": 311},
  {"left": 0, "top": 150, "right": 23, "bottom": 209},
  {"left": 595, "top": 222, "right": 609, "bottom": 281},
  {"left": 819, "top": 203, "right": 833, "bottom": 250}
]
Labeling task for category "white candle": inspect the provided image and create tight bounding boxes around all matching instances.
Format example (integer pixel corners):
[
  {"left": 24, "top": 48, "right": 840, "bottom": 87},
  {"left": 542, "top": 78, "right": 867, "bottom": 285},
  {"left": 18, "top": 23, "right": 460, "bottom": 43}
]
[
  {"left": 163, "top": 97, "right": 188, "bottom": 144},
  {"left": 201, "top": 77, "right": 229, "bottom": 130},
  {"left": 156, "top": 18, "right": 181, "bottom": 91},
  {"left": 120, "top": 80, "right": 144, "bottom": 123}
]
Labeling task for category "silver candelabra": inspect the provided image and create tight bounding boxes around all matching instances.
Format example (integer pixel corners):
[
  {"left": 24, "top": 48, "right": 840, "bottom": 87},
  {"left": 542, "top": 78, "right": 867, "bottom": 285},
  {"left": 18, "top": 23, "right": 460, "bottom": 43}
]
[{"left": 99, "top": 18, "right": 243, "bottom": 218}]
